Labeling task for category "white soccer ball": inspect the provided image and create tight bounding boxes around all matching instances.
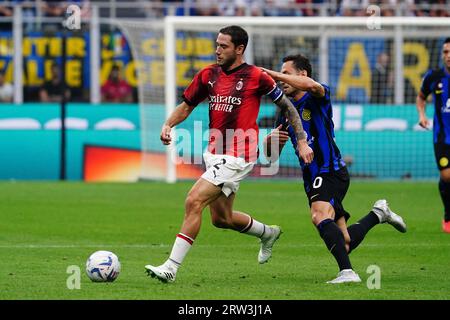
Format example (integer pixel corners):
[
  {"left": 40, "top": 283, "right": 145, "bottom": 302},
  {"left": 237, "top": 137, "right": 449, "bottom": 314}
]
[{"left": 85, "top": 250, "right": 121, "bottom": 282}]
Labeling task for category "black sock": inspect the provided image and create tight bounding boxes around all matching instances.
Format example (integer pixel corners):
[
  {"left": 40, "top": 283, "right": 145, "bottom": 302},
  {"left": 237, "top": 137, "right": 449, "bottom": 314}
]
[
  {"left": 347, "top": 211, "right": 380, "bottom": 253},
  {"left": 317, "top": 219, "right": 352, "bottom": 271},
  {"left": 439, "top": 179, "right": 450, "bottom": 222}
]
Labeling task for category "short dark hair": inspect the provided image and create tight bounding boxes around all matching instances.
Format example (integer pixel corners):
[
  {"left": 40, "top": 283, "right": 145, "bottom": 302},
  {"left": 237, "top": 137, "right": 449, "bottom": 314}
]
[
  {"left": 445, "top": 37, "right": 450, "bottom": 44},
  {"left": 219, "top": 25, "right": 248, "bottom": 52},
  {"left": 282, "top": 54, "right": 312, "bottom": 77}
]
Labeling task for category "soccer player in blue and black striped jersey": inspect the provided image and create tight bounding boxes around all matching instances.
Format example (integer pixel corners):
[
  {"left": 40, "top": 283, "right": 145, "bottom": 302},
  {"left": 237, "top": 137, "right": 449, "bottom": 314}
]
[
  {"left": 417, "top": 37, "right": 450, "bottom": 233},
  {"left": 262, "top": 54, "right": 407, "bottom": 284}
]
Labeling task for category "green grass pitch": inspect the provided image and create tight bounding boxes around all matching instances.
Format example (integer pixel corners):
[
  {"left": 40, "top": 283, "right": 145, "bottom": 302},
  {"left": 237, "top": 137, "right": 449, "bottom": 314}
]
[{"left": 0, "top": 181, "right": 449, "bottom": 300}]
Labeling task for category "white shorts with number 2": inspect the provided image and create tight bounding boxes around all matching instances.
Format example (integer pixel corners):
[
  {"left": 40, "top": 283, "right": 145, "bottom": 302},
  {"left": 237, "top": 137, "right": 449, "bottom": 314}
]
[{"left": 201, "top": 152, "right": 254, "bottom": 197}]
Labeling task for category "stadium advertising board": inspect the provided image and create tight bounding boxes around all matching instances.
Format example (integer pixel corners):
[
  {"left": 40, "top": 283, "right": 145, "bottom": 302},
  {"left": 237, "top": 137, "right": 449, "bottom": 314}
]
[{"left": 0, "top": 103, "right": 436, "bottom": 181}]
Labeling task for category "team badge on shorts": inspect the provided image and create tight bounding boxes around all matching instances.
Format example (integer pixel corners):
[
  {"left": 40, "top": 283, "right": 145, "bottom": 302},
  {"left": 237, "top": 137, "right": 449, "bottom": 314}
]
[
  {"left": 236, "top": 79, "right": 243, "bottom": 91},
  {"left": 302, "top": 109, "right": 311, "bottom": 121},
  {"left": 439, "top": 157, "right": 449, "bottom": 168}
]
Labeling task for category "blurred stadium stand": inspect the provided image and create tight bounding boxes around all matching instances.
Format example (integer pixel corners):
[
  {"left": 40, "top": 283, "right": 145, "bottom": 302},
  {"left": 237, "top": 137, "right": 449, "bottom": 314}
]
[
  {"left": 0, "top": 1, "right": 447, "bottom": 104},
  {"left": 0, "top": 1, "right": 448, "bottom": 21}
]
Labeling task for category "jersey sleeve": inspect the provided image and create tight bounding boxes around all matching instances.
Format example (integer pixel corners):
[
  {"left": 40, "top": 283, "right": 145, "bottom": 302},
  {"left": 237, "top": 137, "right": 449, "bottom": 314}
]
[
  {"left": 312, "top": 83, "right": 331, "bottom": 101},
  {"left": 419, "top": 70, "right": 433, "bottom": 98},
  {"left": 259, "top": 71, "right": 283, "bottom": 102},
  {"left": 182, "top": 68, "right": 209, "bottom": 107},
  {"left": 308, "top": 83, "right": 331, "bottom": 111},
  {"left": 321, "top": 84, "right": 331, "bottom": 101}
]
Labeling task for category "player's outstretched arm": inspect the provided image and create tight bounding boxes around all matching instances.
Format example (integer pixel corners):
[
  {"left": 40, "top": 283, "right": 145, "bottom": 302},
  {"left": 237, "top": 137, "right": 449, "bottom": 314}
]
[
  {"left": 416, "top": 92, "right": 430, "bottom": 130},
  {"left": 160, "top": 101, "right": 195, "bottom": 145},
  {"left": 261, "top": 67, "right": 325, "bottom": 98},
  {"left": 274, "top": 95, "right": 314, "bottom": 164}
]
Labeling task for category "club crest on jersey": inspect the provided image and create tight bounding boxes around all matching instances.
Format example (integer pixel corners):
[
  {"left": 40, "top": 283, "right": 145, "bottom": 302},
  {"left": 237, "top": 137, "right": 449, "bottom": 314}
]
[
  {"left": 236, "top": 79, "right": 243, "bottom": 91},
  {"left": 436, "top": 82, "right": 443, "bottom": 94},
  {"left": 302, "top": 109, "right": 311, "bottom": 121}
]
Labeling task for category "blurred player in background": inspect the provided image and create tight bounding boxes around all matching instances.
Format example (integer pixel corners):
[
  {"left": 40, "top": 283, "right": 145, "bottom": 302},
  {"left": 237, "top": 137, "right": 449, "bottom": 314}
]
[
  {"left": 39, "top": 62, "right": 71, "bottom": 103},
  {"left": 145, "top": 26, "right": 313, "bottom": 283},
  {"left": 0, "top": 71, "right": 13, "bottom": 103},
  {"left": 417, "top": 37, "right": 450, "bottom": 233},
  {"left": 262, "top": 54, "right": 407, "bottom": 284},
  {"left": 101, "top": 64, "right": 133, "bottom": 103}
]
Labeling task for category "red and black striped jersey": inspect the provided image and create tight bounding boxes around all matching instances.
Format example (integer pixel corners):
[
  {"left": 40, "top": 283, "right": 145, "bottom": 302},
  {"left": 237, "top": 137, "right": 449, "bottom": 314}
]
[{"left": 183, "top": 63, "right": 282, "bottom": 162}]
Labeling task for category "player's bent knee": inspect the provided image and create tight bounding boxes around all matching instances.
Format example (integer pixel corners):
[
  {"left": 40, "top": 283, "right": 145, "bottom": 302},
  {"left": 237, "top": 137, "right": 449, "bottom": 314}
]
[
  {"left": 311, "top": 210, "right": 330, "bottom": 226},
  {"left": 344, "top": 233, "right": 351, "bottom": 245},
  {"left": 440, "top": 171, "right": 450, "bottom": 182},
  {"left": 311, "top": 208, "right": 334, "bottom": 226},
  {"left": 185, "top": 194, "right": 204, "bottom": 214}
]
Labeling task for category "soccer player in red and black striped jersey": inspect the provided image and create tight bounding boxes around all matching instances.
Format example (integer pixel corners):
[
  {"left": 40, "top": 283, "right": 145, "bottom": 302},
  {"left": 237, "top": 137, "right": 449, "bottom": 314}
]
[
  {"left": 145, "top": 25, "right": 313, "bottom": 283},
  {"left": 417, "top": 37, "right": 450, "bottom": 233}
]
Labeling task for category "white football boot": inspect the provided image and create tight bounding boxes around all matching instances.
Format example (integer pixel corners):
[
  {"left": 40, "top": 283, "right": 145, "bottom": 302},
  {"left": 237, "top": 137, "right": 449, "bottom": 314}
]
[
  {"left": 372, "top": 199, "right": 407, "bottom": 233},
  {"left": 258, "top": 225, "right": 282, "bottom": 264},
  {"left": 145, "top": 264, "right": 176, "bottom": 283},
  {"left": 326, "top": 269, "right": 362, "bottom": 284}
]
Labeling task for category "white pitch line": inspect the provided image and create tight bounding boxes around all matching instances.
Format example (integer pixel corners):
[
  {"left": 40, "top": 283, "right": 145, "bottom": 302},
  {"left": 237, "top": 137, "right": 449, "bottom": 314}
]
[
  {"left": 0, "top": 244, "right": 170, "bottom": 249},
  {"left": 0, "top": 243, "right": 449, "bottom": 249}
]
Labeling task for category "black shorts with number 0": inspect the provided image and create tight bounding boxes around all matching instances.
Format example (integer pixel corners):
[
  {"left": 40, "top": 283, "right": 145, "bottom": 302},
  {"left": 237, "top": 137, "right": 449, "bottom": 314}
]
[
  {"left": 306, "top": 166, "right": 351, "bottom": 222},
  {"left": 434, "top": 143, "right": 450, "bottom": 171}
]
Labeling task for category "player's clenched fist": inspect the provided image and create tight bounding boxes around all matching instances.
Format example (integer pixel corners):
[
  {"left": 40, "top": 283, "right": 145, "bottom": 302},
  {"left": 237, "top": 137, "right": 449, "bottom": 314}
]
[
  {"left": 418, "top": 115, "right": 430, "bottom": 130},
  {"left": 160, "top": 124, "right": 172, "bottom": 145},
  {"left": 297, "top": 139, "right": 314, "bottom": 165},
  {"left": 267, "top": 124, "right": 290, "bottom": 146}
]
